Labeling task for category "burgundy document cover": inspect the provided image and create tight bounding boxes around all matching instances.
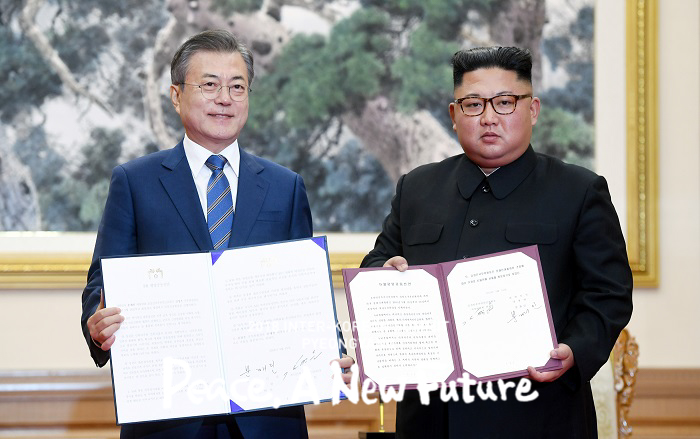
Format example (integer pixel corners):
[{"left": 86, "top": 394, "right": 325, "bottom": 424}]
[{"left": 342, "top": 245, "right": 562, "bottom": 389}]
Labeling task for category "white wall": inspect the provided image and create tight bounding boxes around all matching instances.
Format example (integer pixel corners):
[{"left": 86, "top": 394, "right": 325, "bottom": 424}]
[
  {"left": 0, "top": 289, "right": 97, "bottom": 369},
  {"left": 596, "top": 0, "right": 700, "bottom": 367},
  {"left": 0, "top": 233, "right": 98, "bottom": 369}
]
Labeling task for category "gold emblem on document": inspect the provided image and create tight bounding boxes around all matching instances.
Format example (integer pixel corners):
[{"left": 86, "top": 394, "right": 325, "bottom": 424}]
[{"left": 147, "top": 268, "right": 164, "bottom": 280}]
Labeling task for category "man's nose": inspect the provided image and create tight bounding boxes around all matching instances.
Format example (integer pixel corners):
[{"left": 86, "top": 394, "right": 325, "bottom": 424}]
[
  {"left": 480, "top": 101, "right": 499, "bottom": 124},
  {"left": 215, "top": 86, "right": 233, "bottom": 104}
]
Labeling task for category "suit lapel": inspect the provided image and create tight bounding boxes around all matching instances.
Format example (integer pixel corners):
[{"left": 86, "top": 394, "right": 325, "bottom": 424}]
[
  {"left": 230, "top": 149, "right": 269, "bottom": 248},
  {"left": 159, "top": 141, "right": 212, "bottom": 251}
]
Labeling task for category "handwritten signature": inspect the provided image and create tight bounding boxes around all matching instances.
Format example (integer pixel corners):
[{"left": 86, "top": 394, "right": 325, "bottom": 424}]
[
  {"left": 507, "top": 302, "right": 542, "bottom": 323},
  {"left": 239, "top": 360, "right": 277, "bottom": 378},
  {"left": 466, "top": 302, "right": 494, "bottom": 323},
  {"left": 282, "top": 350, "right": 324, "bottom": 380},
  {"left": 238, "top": 350, "right": 325, "bottom": 383},
  {"left": 507, "top": 308, "right": 529, "bottom": 323}
]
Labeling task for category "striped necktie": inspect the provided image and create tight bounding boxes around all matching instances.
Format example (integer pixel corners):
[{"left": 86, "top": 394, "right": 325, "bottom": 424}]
[{"left": 205, "top": 154, "right": 234, "bottom": 250}]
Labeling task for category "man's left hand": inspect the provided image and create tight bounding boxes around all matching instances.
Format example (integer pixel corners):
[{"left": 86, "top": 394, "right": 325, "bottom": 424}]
[{"left": 527, "top": 343, "right": 574, "bottom": 383}]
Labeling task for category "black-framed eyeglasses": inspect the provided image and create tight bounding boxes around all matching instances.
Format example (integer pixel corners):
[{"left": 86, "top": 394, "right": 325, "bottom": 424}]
[
  {"left": 454, "top": 94, "right": 532, "bottom": 116},
  {"left": 179, "top": 82, "right": 251, "bottom": 102}
]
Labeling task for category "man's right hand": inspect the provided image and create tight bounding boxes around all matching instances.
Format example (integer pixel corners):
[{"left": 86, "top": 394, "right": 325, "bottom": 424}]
[
  {"left": 383, "top": 256, "right": 409, "bottom": 272},
  {"left": 87, "top": 290, "right": 124, "bottom": 351}
]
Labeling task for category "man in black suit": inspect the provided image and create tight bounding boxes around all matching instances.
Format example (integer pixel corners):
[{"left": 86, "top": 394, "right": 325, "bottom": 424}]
[{"left": 362, "top": 46, "right": 633, "bottom": 438}]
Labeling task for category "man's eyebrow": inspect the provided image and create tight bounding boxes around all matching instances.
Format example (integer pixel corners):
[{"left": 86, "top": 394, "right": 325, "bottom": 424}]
[
  {"left": 200, "top": 73, "right": 246, "bottom": 82},
  {"left": 463, "top": 91, "right": 516, "bottom": 98}
]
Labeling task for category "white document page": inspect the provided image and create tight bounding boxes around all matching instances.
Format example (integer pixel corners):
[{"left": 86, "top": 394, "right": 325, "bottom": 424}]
[
  {"left": 210, "top": 239, "right": 340, "bottom": 410},
  {"left": 446, "top": 252, "right": 555, "bottom": 378},
  {"left": 103, "top": 253, "right": 226, "bottom": 424},
  {"left": 348, "top": 269, "right": 454, "bottom": 387}
]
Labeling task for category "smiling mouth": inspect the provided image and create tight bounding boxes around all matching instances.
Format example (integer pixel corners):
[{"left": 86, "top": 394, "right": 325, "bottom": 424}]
[{"left": 209, "top": 113, "right": 234, "bottom": 118}]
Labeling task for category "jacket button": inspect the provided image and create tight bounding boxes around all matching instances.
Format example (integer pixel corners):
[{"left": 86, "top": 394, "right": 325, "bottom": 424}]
[
  {"left": 469, "top": 219, "right": 479, "bottom": 227},
  {"left": 482, "top": 185, "right": 491, "bottom": 193}
]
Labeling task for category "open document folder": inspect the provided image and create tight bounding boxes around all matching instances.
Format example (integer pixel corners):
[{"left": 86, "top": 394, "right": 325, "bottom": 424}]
[
  {"left": 102, "top": 237, "right": 342, "bottom": 424},
  {"left": 342, "top": 245, "right": 562, "bottom": 389}
]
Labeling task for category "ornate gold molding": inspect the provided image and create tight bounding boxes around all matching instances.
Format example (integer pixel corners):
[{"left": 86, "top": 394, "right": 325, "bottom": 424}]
[
  {"left": 613, "top": 328, "right": 639, "bottom": 438},
  {"left": 330, "top": 253, "right": 365, "bottom": 289},
  {"left": 626, "top": 0, "right": 659, "bottom": 287},
  {"left": 0, "top": 254, "right": 90, "bottom": 289},
  {"left": 0, "top": 232, "right": 93, "bottom": 289}
]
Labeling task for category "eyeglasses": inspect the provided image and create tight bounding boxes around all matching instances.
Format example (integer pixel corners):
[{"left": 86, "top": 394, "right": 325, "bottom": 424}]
[
  {"left": 454, "top": 94, "right": 532, "bottom": 116},
  {"left": 179, "top": 82, "right": 251, "bottom": 101}
]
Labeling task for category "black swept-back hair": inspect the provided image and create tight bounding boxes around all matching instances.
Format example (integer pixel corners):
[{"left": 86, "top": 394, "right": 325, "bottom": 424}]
[{"left": 451, "top": 46, "right": 532, "bottom": 88}]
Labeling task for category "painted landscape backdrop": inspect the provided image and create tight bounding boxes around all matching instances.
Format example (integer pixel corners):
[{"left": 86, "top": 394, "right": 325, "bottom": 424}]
[{"left": 0, "top": 0, "right": 593, "bottom": 232}]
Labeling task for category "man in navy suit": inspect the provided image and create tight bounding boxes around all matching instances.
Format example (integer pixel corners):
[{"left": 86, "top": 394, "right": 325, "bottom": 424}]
[
  {"left": 362, "top": 46, "right": 633, "bottom": 438},
  {"left": 81, "top": 29, "right": 351, "bottom": 438}
]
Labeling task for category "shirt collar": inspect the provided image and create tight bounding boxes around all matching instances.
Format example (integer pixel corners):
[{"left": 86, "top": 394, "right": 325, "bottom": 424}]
[
  {"left": 183, "top": 134, "right": 240, "bottom": 178},
  {"left": 480, "top": 167, "right": 499, "bottom": 176},
  {"left": 458, "top": 145, "right": 537, "bottom": 200}
]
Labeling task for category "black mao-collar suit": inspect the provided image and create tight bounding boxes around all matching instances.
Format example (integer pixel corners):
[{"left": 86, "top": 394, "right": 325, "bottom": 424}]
[{"left": 362, "top": 146, "right": 633, "bottom": 438}]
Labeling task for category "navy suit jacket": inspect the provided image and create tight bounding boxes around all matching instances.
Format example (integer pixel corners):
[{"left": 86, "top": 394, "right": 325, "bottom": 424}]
[{"left": 81, "top": 141, "right": 312, "bottom": 438}]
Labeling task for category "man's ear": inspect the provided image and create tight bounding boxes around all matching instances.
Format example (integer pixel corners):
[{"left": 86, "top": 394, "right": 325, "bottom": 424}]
[
  {"left": 529, "top": 96, "right": 541, "bottom": 126},
  {"left": 170, "top": 84, "right": 182, "bottom": 115},
  {"left": 448, "top": 102, "right": 458, "bottom": 130}
]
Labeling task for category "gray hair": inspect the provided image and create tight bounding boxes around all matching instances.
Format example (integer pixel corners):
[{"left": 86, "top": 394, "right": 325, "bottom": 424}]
[{"left": 170, "top": 29, "right": 255, "bottom": 87}]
